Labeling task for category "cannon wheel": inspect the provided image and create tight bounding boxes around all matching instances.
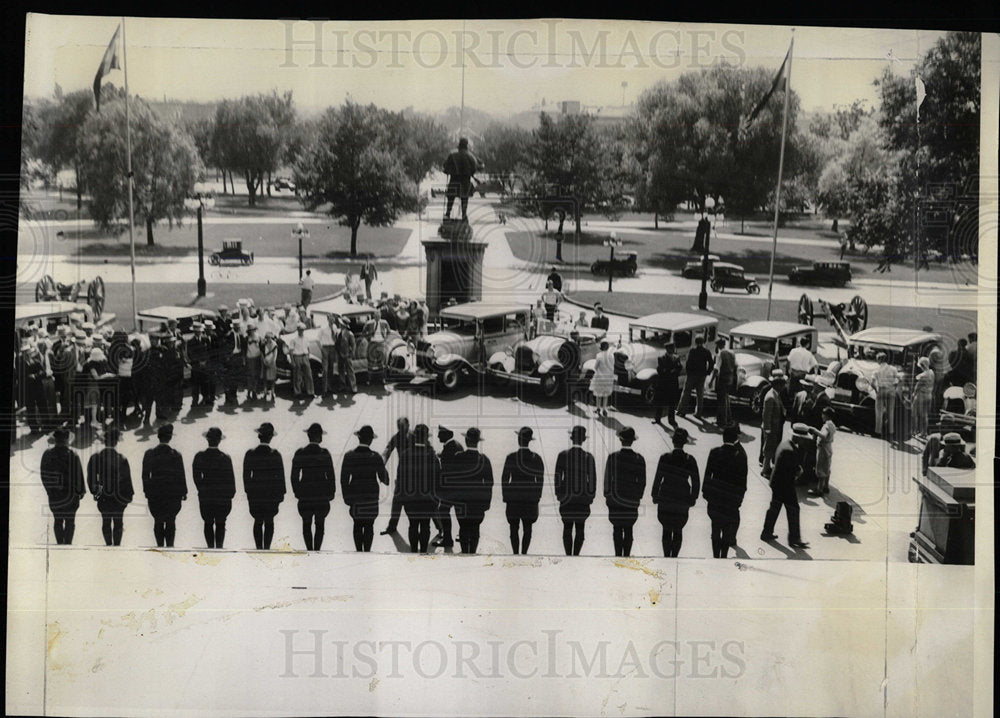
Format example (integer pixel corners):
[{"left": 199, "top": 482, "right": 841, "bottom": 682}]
[
  {"left": 35, "top": 275, "right": 56, "bottom": 302},
  {"left": 87, "top": 276, "right": 105, "bottom": 319},
  {"left": 850, "top": 295, "right": 868, "bottom": 332},
  {"left": 797, "top": 294, "right": 814, "bottom": 325}
]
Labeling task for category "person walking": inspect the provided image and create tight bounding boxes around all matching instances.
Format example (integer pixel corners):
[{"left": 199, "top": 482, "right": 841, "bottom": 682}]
[
  {"left": 451, "top": 428, "right": 493, "bottom": 554},
  {"left": 335, "top": 318, "right": 358, "bottom": 395},
  {"left": 652, "top": 343, "right": 682, "bottom": 428},
  {"left": 141, "top": 423, "right": 188, "bottom": 548},
  {"left": 604, "top": 426, "right": 647, "bottom": 557},
  {"left": 590, "top": 340, "right": 616, "bottom": 417},
  {"left": 242, "top": 422, "right": 286, "bottom": 550},
  {"left": 318, "top": 315, "right": 338, "bottom": 396},
  {"left": 434, "top": 425, "right": 463, "bottom": 548},
  {"left": 702, "top": 425, "right": 747, "bottom": 558},
  {"left": 540, "top": 280, "right": 563, "bottom": 322},
  {"left": 396, "top": 424, "right": 440, "bottom": 553},
  {"left": 547, "top": 267, "right": 563, "bottom": 292},
  {"left": 807, "top": 408, "right": 838, "bottom": 496},
  {"left": 40, "top": 427, "right": 86, "bottom": 545},
  {"left": 759, "top": 371, "right": 787, "bottom": 478},
  {"left": 761, "top": 423, "right": 811, "bottom": 549},
  {"left": 872, "top": 352, "right": 900, "bottom": 440},
  {"left": 360, "top": 260, "right": 378, "bottom": 300},
  {"left": 677, "top": 335, "right": 713, "bottom": 418},
  {"left": 651, "top": 427, "right": 700, "bottom": 557},
  {"left": 711, "top": 337, "right": 736, "bottom": 428},
  {"left": 291, "top": 423, "right": 336, "bottom": 551},
  {"left": 192, "top": 427, "right": 236, "bottom": 549},
  {"left": 300, "top": 269, "right": 315, "bottom": 308},
  {"left": 910, "top": 356, "right": 935, "bottom": 439},
  {"left": 380, "top": 417, "right": 413, "bottom": 535},
  {"left": 87, "top": 427, "right": 134, "bottom": 546},
  {"left": 554, "top": 425, "right": 597, "bottom": 556},
  {"left": 501, "top": 427, "right": 545, "bottom": 555},
  {"left": 341, "top": 425, "right": 390, "bottom": 552}
]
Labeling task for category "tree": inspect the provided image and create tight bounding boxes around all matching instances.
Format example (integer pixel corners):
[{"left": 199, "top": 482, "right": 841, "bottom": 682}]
[
  {"left": 477, "top": 123, "right": 532, "bottom": 194},
  {"left": 816, "top": 114, "right": 889, "bottom": 233},
  {"left": 35, "top": 89, "right": 97, "bottom": 210},
  {"left": 387, "top": 112, "right": 451, "bottom": 184},
  {"left": 78, "top": 98, "right": 201, "bottom": 245},
  {"left": 294, "top": 102, "right": 418, "bottom": 257}
]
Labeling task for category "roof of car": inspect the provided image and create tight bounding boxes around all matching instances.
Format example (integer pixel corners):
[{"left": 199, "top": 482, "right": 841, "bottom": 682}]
[
  {"left": 138, "top": 306, "right": 218, "bottom": 320},
  {"left": 440, "top": 302, "right": 529, "bottom": 320},
  {"left": 730, "top": 321, "right": 814, "bottom": 338},
  {"left": 308, "top": 297, "right": 377, "bottom": 317},
  {"left": 631, "top": 312, "right": 718, "bottom": 331},
  {"left": 686, "top": 254, "right": 721, "bottom": 264},
  {"left": 849, "top": 327, "right": 941, "bottom": 346},
  {"left": 15, "top": 301, "right": 91, "bottom": 321},
  {"left": 713, "top": 262, "right": 743, "bottom": 270}
]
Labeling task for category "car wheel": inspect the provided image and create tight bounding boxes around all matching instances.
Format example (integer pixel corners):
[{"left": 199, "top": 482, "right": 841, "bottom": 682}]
[
  {"left": 749, "top": 284, "right": 760, "bottom": 295},
  {"left": 640, "top": 379, "right": 657, "bottom": 406},
  {"left": 749, "top": 386, "right": 768, "bottom": 416},
  {"left": 540, "top": 372, "right": 563, "bottom": 399},
  {"left": 438, "top": 365, "right": 461, "bottom": 390},
  {"left": 590, "top": 262, "right": 601, "bottom": 275}
]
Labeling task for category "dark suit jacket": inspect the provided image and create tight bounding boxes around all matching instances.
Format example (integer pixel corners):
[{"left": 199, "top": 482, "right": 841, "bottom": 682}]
[
  {"left": 40, "top": 445, "right": 85, "bottom": 506},
  {"left": 761, "top": 388, "right": 786, "bottom": 435},
  {"left": 769, "top": 439, "right": 801, "bottom": 494},
  {"left": 590, "top": 315, "right": 609, "bottom": 331},
  {"left": 87, "top": 448, "right": 134, "bottom": 504},
  {"left": 501, "top": 448, "right": 544, "bottom": 505},
  {"left": 193, "top": 448, "right": 237, "bottom": 501},
  {"left": 396, "top": 444, "right": 441, "bottom": 507},
  {"left": 701, "top": 443, "right": 747, "bottom": 513},
  {"left": 450, "top": 449, "right": 494, "bottom": 517},
  {"left": 604, "top": 448, "right": 647, "bottom": 509},
  {"left": 341, "top": 446, "right": 389, "bottom": 506},
  {"left": 651, "top": 449, "right": 700, "bottom": 509},
  {"left": 243, "top": 444, "right": 286, "bottom": 502},
  {"left": 291, "top": 443, "right": 336, "bottom": 502},
  {"left": 142, "top": 444, "right": 188, "bottom": 500},
  {"left": 554, "top": 446, "right": 597, "bottom": 506},
  {"left": 438, "top": 438, "right": 464, "bottom": 501}
]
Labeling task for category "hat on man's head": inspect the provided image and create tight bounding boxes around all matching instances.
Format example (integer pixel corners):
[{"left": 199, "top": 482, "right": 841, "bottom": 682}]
[
  {"left": 694, "top": 335, "right": 705, "bottom": 344},
  {"left": 52, "top": 426, "right": 71, "bottom": 442},
  {"left": 770, "top": 369, "right": 786, "bottom": 382},
  {"left": 672, "top": 427, "right": 690, "bottom": 445},
  {"left": 82, "top": 321, "right": 95, "bottom": 330},
  {"left": 617, "top": 426, "right": 637, "bottom": 443},
  {"left": 102, "top": 427, "right": 121, "bottom": 445},
  {"left": 722, "top": 425, "right": 741, "bottom": 443},
  {"left": 942, "top": 432, "right": 964, "bottom": 446},
  {"left": 192, "top": 322, "right": 204, "bottom": 331},
  {"left": 74, "top": 330, "right": 86, "bottom": 340},
  {"left": 255, "top": 422, "right": 276, "bottom": 438},
  {"left": 437, "top": 425, "right": 454, "bottom": 440},
  {"left": 412, "top": 424, "right": 430, "bottom": 443},
  {"left": 157, "top": 423, "right": 174, "bottom": 440},
  {"left": 516, "top": 427, "right": 534, "bottom": 442},
  {"left": 569, "top": 425, "right": 587, "bottom": 442},
  {"left": 791, "top": 423, "right": 811, "bottom": 437},
  {"left": 355, "top": 425, "right": 376, "bottom": 442},
  {"left": 464, "top": 427, "right": 483, "bottom": 444},
  {"left": 203, "top": 427, "right": 224, "bottom": 442},
  {"left": 218, "top": 305, "right": 230, "bottom": 312},
  {"left": 305, "top": 423, "right": 324, "bottom": 437}
]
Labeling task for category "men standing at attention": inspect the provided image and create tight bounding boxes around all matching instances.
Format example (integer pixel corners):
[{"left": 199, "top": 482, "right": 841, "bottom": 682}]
[
  {"left": 604, "top": 426, "right": 647, "bottom": 558},
  {"left": 501, "top": 427, "right": 545, "bottom": 555},
  {"left": 554, "top": 425, "right": 597, "bottom": 556},
  {"left": 243, "top": 422, "right": 286, "bottom": 550},
  {"left": 702, "top": 425, "right": 748, "bottom": 558},
  {"left": 677, "top": 335, "right": 713, "bottom": 418},
  {"left": 341, "top": 425, "right": 390, "bottom": 552},
  {"left": 397, "top": 424, "right": 440, "bottom": 553},
  {"left": 711, "top": 337, "right": 737, "bottom": 428},
  {"left": 443, "top": 137, "right": 480, "bottom": 221},
  {"left": 653, "top": 343, "right": 682, "bottom": 428},
  {"left": 760, "top": 370, "right": 787, "bottom": 478},
  {"left": 761, "top": 423, "right": 811, "bottom": 549},
  {"left": 142, "top": 423, "right": 187, "bottom": 548},
  {"left": 87, "top": 427, "right": 134, "bottom": 546},
  {"left": 434, "top": 425, "right": 463, "bottom": 548},
  {"left": 451, "top": 427, "right": 493, "bottom": 555},
  {"left": 40, "top": 427, "right": 86, "bottom": 545},
  {"left": 651, "top": 428, "right": 700, "bottom": 558},
  {"left": 291, "top": 423, "right": 336, "bottom": 551},
  {"left": 192, "top": 427, "right": 236, "bottom": 549},
  {"left": 786, "top": 335, "right": 818, "bottom": 395},
  {"left": 300, "top": 269, "right": 315, "bottom": 308}
]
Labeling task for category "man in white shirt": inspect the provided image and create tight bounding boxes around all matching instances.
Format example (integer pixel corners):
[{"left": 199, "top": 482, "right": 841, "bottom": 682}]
[
  {"left": 872, "top": 352, "right": 899, "bottom": 439},
  {"left": 786, "top": 336, "right": 818, "bottom": 394},
  {"left": 540, "top": 281, "right": 563, "bottom": 321},
  {"left": 317, "top": 315, "right": 338, "bottom": 396},
  {"left": 300, "top": 270, "right": 315, "bottom": 308},
  {"left": 286, "top": 324, "right": 315, "bottom": 398}
]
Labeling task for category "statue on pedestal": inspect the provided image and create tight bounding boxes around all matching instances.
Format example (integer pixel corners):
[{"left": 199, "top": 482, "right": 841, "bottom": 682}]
[{"left": 439, "top": 137, "right": 481, "bottom": 240}]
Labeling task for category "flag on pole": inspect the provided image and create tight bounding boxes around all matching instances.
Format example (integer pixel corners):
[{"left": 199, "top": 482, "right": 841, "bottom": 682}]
[
  {"left": 915, "top": 76, "right": 927, "bottom": 122},
  {"left": 742, "top": 45, "right": 791, "bottom": 131},
  {"left": 93, "top": 26, "right": 121, "bottom": 112}
]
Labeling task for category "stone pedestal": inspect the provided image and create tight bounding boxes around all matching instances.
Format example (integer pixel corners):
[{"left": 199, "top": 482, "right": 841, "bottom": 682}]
[{"left": 422, "top": 234, "right": 488, "bottom": 315}]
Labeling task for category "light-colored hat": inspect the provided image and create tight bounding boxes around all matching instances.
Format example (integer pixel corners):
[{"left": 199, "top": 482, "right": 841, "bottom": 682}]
[{"left": 89, "top": 348, "right": 106, "bottom": 362}]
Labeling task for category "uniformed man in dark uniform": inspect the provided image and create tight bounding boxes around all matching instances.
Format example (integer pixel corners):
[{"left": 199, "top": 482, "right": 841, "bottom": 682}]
[
  {"left": 380, "top": 416, "right": 412, "bottom": 535},
  {"left": 291, "top": 423, "right": 336, "bottom": 551},
  {"left": 243, "top": 422, "right": 286, "bottom": 550},
  {"left": 396, "top": 424, "right": 440, "bottom": 553},
  {"left": 87, "top": 426, "right": 134, "bottom": 546},
  {"left": 653, "top": 343, "right": 682, "bottom": 428},
  {"left": 40, "top": 426, "right": 86, "bottom": 544},
  {"left": 192, "top": 427, "right": 236, "bottom": 548},
  {"left": 141, "top": 423, "right": 188, "bottom": 547},
  {"left": 450, "top": 427, "right": 493, "bottom": 554},
  {"left": 604, "top": 426, "right": 647, "bottom": 557},
  {"left": 501, "top": 427, "right": 545, "bottom": 555},
  {"left": 187, "top": 322, "right": 212, "bottom": 408},
  {"left": 651, "top": 427, "right": 701, "bottom": 557},
  {"left": 433, "top": 425, "right": 463, "bottom": 548},
  {"left": 702, "top": 425, "right": 747, "bottom": 558},
  {"left": 341, "top": 425, "right": 390, "bottom": 552},
  {"left": 761, "top": 423, "right": 810, "bottom": 549},
  {"left": 144, "top": 333, "right": 170, "bottom": 423},
  {"left": 554, "top": 425, "right": 597, "bottom": 556}
]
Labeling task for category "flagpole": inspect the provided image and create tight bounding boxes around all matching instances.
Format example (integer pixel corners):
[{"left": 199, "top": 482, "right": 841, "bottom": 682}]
[
  {"left": 122, "top": 17, "right": 137, "bottom": 330},
  {"left": 766, "top": 32, "right": 794, "bottom": 321}
]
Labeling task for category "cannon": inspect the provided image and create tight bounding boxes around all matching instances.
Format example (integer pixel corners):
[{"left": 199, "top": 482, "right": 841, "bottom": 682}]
[
  {"left": 797, "top": 293, "right": 867, "bottom": 341},
  {"left": 34, "top": 274, "right": 106, "bottom": 320}
]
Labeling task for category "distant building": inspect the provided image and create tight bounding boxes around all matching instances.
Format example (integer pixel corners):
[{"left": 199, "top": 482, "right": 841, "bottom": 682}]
[
  {"left": 557, "top": 100, "right": 633, "bottom": 129},
  {"left": 148, "top": 99, "right": 218, "bottom": 125}
]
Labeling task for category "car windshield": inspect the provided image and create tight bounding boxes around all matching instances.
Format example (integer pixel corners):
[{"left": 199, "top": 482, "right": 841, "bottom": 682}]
[
  {"left": 730, "top": 334, "right": 776, "bottom": 355},
  {"left": 849, "top": 343, "right": 906, "bottom": 365},
  {"left": 440, "top": 317, "right": 477, "bottom": 335},
  {"left": 630, "top": 327, "right": 672, "bottom": 346}
]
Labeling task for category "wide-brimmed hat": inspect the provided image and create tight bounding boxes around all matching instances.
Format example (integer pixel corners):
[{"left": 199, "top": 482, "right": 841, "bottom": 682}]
[
  {"left": 516, "top": 427, "right": 534, "bottom": 442},
  {"left": 791, "top": 423, "right": 811, "bottom": 437},
  {"left": 203, "top": 427, "right": 224, "bottom": 441},
  {"left": 52, "top": 426, "right": 72, "bottom": 442},
  {"left": 355, "top": 425, "right": 376, "bottom": 442},
  {"left": 569, "top": 425, "right": 587, "bottom": 442},
  {"left": 464, "top": 427, "right": 482, "bottom": 443},
  {"left": 437, "top": 425, "right": 454, "bottom": 440},
  {"left": 157, "top": 423, "right": 174, "bottom": 440},
  {"left": 255, "top": 422, "right": 276, "bottom": 437},
  {"left": 305, "top": 423, "right": 324, "bottom": 436},
  {"left": 672, "top": 427, "right": 690, "bottom": 445},
  {"left": 192, "top": 322, "right": 204, "bottom": 331},
  {"left": 770, "top": 369, "right": 787, "bottom": 382},
  {"left": 942, "top": 432, "right": 964, "bottom": 446},
  {"left": 89, "top": 348, "right": 106, "bottom": 362},
  {"left": 617, "top": 426, "right": 637, "bottom": 443}
]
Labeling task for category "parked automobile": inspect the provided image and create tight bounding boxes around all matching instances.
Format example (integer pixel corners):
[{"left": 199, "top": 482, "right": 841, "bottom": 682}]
[
  {"left": 389, "top": 302, "right": 533, "bottom": 390},
  {"left": 209, "top": 239, "right": 254, "bottom": 266},
  {"left": 273, "top": 177, "right": 296, "bottom": 191},
  {"left": 710, "top": 263, "right": 760, "bottom": 294},
  {"left": 826, "top": 327, "right": 944, "bottom": 433},
  {"left": 580, "top": 312, "right": 718, "bottom": 405},
  {"left": 788, "top": 261, "right": 853, "bottom": 287},
  {"left": 15, "top": 301, "right": 116, "bottom": 333},
  {"left": 591, "top": 251, "right": 638, "bottom": 277},
  {"left": 487, "top": 314, "right": 605, "bottom": 399},
  {"left": 137, "top": 306, "right": 218, "bottom": 340},
  {"left": 681, "top": 254, "right": 721, "bottom": 279}
]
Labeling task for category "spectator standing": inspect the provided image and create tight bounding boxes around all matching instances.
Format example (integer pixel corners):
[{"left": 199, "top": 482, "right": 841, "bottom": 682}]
[
  {"left": 872, "top": 352, "right": 900, "bottom": 440},
  {"left": 652, "top": 343, "right": 682, "bottom": 428},
  {"left": 87, "top": 427, "right": 134, "bottom": 546},
  {"left": 590, "top": 340, "right": 616, "bottom": 417},
  {"left": 396, "top": 424, "right": 440, "bottom": 553},
  {"left": 677, "top": 335, "right": 713, "bottom": 418},
  {"left": 360, "top": 260, "right": 378, "bottom": 300},
  {"left": 341, "top": 425, "right": 390, "bottom": 552},
  {"left": 711, "top": 337, "right": 737, "bottom": 428},
  {"left": 590, "top": 303, "right": 610, "bottom": 331},
  {"left": 141, "top": 423, "right": 187, "bottom": 548},
  {"left": 300, "top": 269, "right": 315, "bottom": 308},
  {"left": 540, "top": 281, "right": 563, "bottom": 321},
  {"left": 452, "top": 428, "right": 493, "bottom": 555},
  {"left": 547, "top": 266, "right": 563, "bottom": 291},
  {"left": 759, "top": 371, "right": 787, "bottom": 478},
  {"left": 808, "top": 408, "right": 838, "bottom": 496}
]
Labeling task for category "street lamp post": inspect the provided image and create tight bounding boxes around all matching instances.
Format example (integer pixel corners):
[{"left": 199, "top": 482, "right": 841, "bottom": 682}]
[
  {"left": 196, "top": 200, "right": 206, "bottom": 297},
  {"left": 292, "top": 222, "right": 310, "bottom": 280},
  {"left": 698, "top": 221, "right": 712, "bottom": 310},
  {"left": 604, "top": 232, "right": 622, "bottom": 293}
]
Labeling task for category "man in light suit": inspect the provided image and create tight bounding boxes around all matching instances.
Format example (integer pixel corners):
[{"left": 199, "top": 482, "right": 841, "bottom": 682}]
[{"left": 760, "top": 370, "right": 787, "bottom": 479}]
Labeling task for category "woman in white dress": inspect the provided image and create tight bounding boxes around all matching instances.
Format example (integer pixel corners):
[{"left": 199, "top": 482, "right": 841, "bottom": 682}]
[{"left": 590, "top": 340, "right": 616, "bottom": 416}]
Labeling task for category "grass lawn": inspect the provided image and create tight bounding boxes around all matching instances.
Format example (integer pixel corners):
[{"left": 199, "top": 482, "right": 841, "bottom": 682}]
[
  {"left": 570, "top": 289, "right": 978, "bottom": 342},
  {"left": 16, "top": 282, "right": 343, "bottom": 332}
]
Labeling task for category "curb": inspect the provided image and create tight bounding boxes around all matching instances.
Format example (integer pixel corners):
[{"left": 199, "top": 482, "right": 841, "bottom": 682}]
[{"left": 563, "top": 291, "right": 740, "bottom": 323}]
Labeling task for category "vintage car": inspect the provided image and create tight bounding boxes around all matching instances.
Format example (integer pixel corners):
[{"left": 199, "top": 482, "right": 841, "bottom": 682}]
[
  {"left": 825, "top": 327, "right": 944, "bottom": 433},
  {"left": 681, "top": 254, "right": 721, "bottom": 279},
  {"left": 710, "top": 263, "right": 760, "bottom": 294},
  {"left": 15, "top": 301, "right": 116, "bottom": 333},
  {"left": 710, "top": 321, "right": 820, "bottom": 415},
  {"left": 389, "top": 302, "right": 533, "bottom": 390},
  {"left": 209, "top": 239, "right": 254, "bottom": 266},
  {"left": 581, "top": 312, "right": 718, "bottom": 405},
  {"left": 277, "top": 297, "right": 406, "bottom": 384},
  {"left": 591, "top": 251, "right": 638, "bottom": 277},
  {"left": 137, "top": 306, "right": 219, "bottom": 340},
  {"left": 788, "top": 261, "right": 853, "bottom": 287},
  {"left": 486, "top": 314, "right": 605, "bottom": 399}
]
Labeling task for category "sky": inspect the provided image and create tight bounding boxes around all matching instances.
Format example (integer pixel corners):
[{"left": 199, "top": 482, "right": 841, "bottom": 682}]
[{"left": 22, "top": 16, "right": 950, "bottom": 118}]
